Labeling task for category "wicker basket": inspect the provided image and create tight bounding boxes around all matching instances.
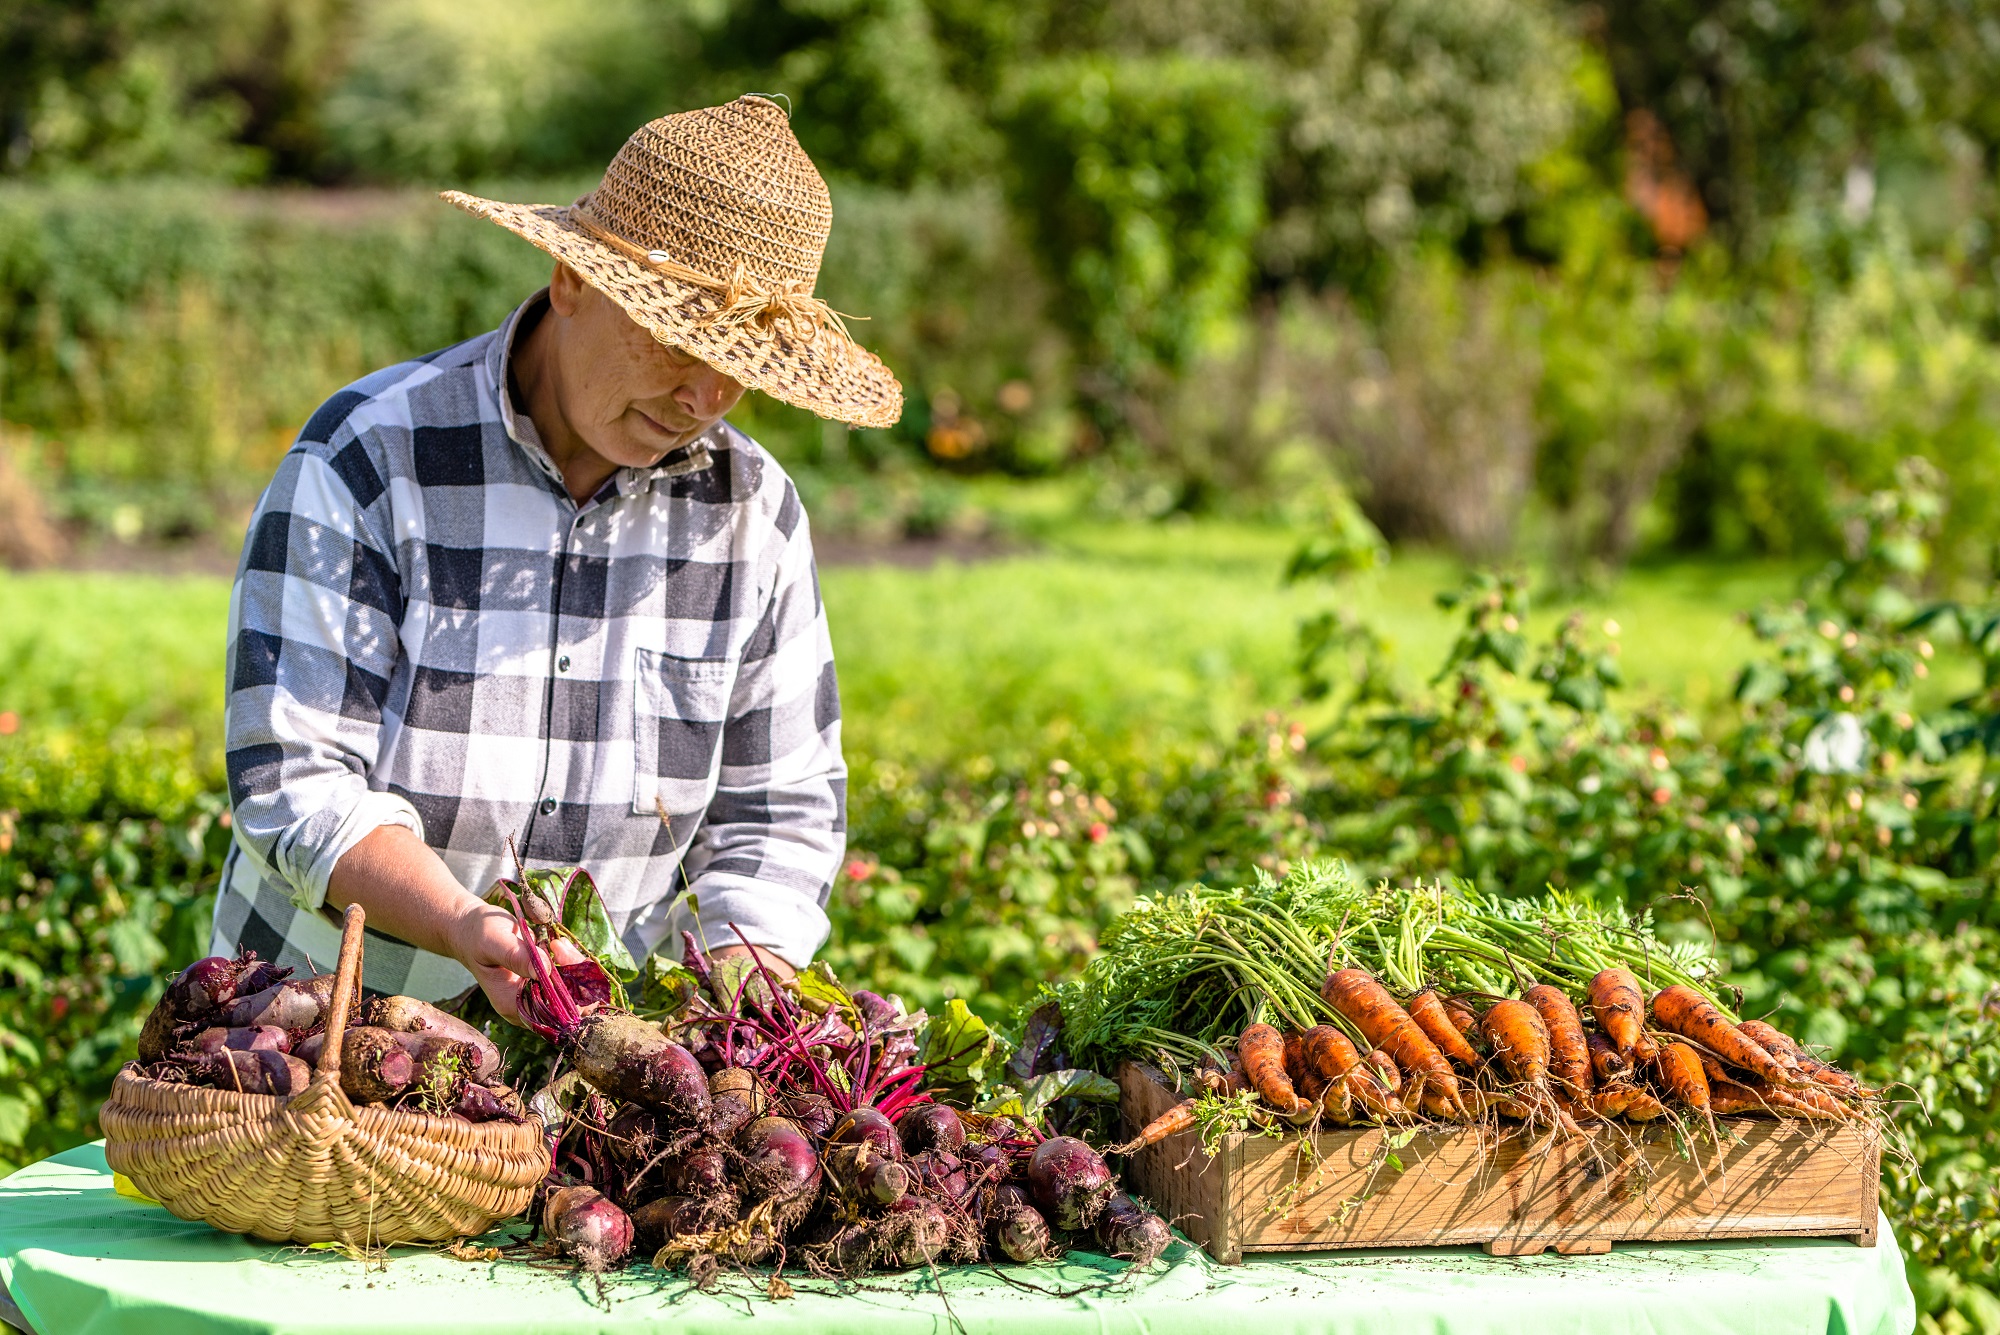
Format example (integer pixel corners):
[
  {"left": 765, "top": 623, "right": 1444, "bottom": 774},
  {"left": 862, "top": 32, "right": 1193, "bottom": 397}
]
[{"left": 101, "top": 905, "right": 547, "bottom": 1246}]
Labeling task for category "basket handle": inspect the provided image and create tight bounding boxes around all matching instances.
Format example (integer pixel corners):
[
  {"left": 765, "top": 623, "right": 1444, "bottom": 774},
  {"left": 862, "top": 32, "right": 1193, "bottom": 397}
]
[{"left": 315, "top": 903, "right": 367, "bottom": 1082}]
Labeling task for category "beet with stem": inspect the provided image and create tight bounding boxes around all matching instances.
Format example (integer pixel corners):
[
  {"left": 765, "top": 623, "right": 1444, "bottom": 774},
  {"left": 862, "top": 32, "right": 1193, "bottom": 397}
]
[
  {"left": 1093, "top": 1192, "right": 1172, "bottom": 1267},
  {"left": 897, "top": 1103, "right": 965, "bottom": 1155},
  {"left": 570, "top": 1013, "right": 709, "bottom": 1123},
  {"left": 739, "top": 1117, "right": 822, "bottom": 1227},
  {"left": 137, "top": 955, "right": 263, "bottom": 1062},
  {"left": 829, "top": 1107, "right": 901, "bottom": 1160},
  {"left": 988, "top": 1184, "right": 1051, "bottom": 1263}
]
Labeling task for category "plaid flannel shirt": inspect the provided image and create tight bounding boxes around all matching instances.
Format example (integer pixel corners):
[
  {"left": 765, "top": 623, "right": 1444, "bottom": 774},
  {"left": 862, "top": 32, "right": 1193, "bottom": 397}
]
[{"left": 211, "top": 290, "right": 846, "bottom": 1000}]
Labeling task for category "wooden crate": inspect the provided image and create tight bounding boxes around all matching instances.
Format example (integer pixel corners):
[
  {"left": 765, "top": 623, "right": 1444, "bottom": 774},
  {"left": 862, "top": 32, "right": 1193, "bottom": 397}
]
[{"left": 1117, "top": 1062, "right": 1880, "bottom": 1264}]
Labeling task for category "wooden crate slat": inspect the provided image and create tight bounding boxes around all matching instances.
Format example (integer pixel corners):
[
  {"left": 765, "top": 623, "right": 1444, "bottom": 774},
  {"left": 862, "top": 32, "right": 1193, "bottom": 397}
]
[{"left": 1117, "top": 1062, "right": 1879, "bottom": 1265}]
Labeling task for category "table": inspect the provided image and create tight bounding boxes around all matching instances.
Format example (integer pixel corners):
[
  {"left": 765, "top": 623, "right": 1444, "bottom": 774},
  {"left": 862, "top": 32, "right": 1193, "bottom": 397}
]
[{"left": 0, "top": 1144, "right": 1915, "bottom": 1335}]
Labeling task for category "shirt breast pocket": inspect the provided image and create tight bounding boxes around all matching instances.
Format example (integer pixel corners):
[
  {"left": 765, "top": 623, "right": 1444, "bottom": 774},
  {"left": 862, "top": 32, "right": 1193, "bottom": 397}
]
[{"left": 632, "top": 649, "right": 737, "bottom": 822}]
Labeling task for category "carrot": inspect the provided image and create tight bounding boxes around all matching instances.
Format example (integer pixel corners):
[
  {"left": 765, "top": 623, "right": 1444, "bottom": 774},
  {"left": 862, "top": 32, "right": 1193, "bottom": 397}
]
[
  {"left": 1407, "top": 988, "right": 1482, "bottom": 1069},
  {"left": 1116, "top": 1098, "right": 1198, "bottom": 1153},
  {"left": 1587, "top": 968, "right": 1657, "bottom": 1061},
  {"left": 1522, "top": 984, "right": 1592, "bottom": 1099},
  {"left": 1479, "top": 1000, "right": 1552, "bottom": 1091},
  {"left": 1651, "top": 1040, "right": 1712, "bottom": 1114},
  {"left": 1460, "top": 1087, "right": 1535, "bottom": 1121},
  {"left": 1366, "top": 1049, "right": 1403, "bottom": 1094},
  {"left": 1586, "top": 1032, "right": 1632, "bottom": 1085},
  {"left": 1651, "top": 986, "right": 1801, "bottom": 1089},
  {"left": 1301, "top": 1024, "right": 1401, "bottom": 1119},
  {"left": 1239, "top": 1023, "right": 1307, "bottom": 1115},
  {"left": 1197, "top": 1060, "right": 1248, "bottom": 1098},
  {"left": 1323, "top": 968, "right": 1464, "bottom": 1115},
  {"left": 1698, "top": 1055, "right": 1852, "bottom": 1121},
  {"left": 1591, "top": 1085, "right": 1667, "bottom": 1122},
  {"left": 1738, "top": 1020, "right": 1869, "bottom": 1096}
]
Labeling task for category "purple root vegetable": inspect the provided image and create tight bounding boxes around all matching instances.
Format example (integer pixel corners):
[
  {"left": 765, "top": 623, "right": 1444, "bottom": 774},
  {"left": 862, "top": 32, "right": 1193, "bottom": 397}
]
[
  {"left": 543, "top": 1184, "right": 634, "bottom": 1271},
  {"left": 739, "top": 1117, "right": 822, "bottom": 1227},
  {"left": 858, "top": 1158, "right": 911, "bottom": 1207},
  {"left": 907, "top": 1151, "right": 969, "bottom": 1201},
  {"left": 706, "top": 1067, "right": 765, "bottom": 1139},
  {"left": 338, "top": 1026, "right": 416, "bottom": 1103},
  {"left": 137, "top": 955, "right": 247, "bottom": 1062},
  {"left": 667, "top": 1142, "right": 734, "bottom": 1199},
  {"left": 630, "top": 1195, "right": 736, "bottom": 1250},
  {"left": 451, "top": 1081, "right": 527, "bottom": 1124},
  {"left": 182, "top": 1025, "right": 291, "bottom": 1057},
  {"left": 361, "top": 995, "right": 502, "bottom": 1082},
  {"left": 987, "top": 1184, "right": 1051, "bottom": 1263},
  {"left": 874, "top": 1196, "right": 950, "bottom": 1269},
  {"left": 1028, "top": 1136, "right": 1116, "bottom": 1232},
  {"left": 829, "top": 1106, "right": 901, "bottom": 1160},
  {"left": 781, "top": 1091, "right": 837, "bottom": 1138},
  {"left": 189, "top": 1048, "right": 311, "bottom": 1097},
  {"left": 1093, "top": 1192, "right": 1172, "bottom": 1267},
  {"left": 827, "top": 1222, "right": 874, "bottom": 1277},
  {"left": 231, "top": 958, "right": 293, "bottom": 997},
  {"left": 569, "top": 1013, "right": 709, "bottom": 1123},
  {"left": 221, "top": 973, "right": 338, "bottom": 1033},
  {"left": 897, "top": 1103, "right": 965, "bottom": 1155}
]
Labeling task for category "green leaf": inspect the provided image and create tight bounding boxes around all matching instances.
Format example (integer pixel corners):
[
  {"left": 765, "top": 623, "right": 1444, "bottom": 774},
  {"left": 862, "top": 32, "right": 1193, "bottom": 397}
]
[
  {"left": 795, "top": 961, "right": 856, "bottom": 1018},
  {"left": 554, "top": 868, "right": 637, "bottom": 979},
  {"left": 0, "top": 1095, "right": 32, "bottom": 1149},
  {"left": 1018, "top": 1068, "right": 1119, "bottom": 1121},
  {"left": 634, "top": 956, "right": 700, "bottom": 1020},
  {"left": 920, "top": 999, "right": 1003, "bottom": 1096}
]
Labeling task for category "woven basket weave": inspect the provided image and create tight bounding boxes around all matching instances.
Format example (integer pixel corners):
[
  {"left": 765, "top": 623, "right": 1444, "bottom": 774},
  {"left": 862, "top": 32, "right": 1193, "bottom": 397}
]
[{"left": 101, "top": 905, "right": 547, "bottom": 1246}]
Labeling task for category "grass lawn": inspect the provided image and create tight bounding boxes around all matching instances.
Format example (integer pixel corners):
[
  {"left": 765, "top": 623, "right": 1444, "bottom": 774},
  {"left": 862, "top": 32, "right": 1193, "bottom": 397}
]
[{"left": 0, "top": 518, "right": 1942, "bottom": 776}]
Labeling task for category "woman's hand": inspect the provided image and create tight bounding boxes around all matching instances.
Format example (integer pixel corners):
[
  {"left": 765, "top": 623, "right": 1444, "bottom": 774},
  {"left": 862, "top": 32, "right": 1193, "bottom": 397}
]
[{"left": 711, "top": 942, "right": 796, "bottom": 983}]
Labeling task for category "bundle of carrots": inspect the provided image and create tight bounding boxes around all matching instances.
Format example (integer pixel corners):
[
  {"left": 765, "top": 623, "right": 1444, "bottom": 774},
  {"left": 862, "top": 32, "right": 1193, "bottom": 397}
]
[
  {"left": 1058, "top": 862, "right": 1879, "bottom": 1154},
  {"left": 1121, "top": 965, "right": 1875, "bottom": 1151}
]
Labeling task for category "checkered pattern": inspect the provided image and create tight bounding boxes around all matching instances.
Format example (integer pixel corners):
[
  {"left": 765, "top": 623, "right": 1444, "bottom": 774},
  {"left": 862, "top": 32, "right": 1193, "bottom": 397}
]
[{"left": 211, "top": 290, "right": 846, "bottom": 1000}]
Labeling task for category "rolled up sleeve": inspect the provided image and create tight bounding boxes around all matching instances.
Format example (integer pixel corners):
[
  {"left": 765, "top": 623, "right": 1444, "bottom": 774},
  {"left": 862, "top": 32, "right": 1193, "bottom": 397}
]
[
  {"left": 672, "top": 499, "right": 846, "bottom": 968},
  {"left": 225, "top": 443, "right": 420, "bottom": 913}
]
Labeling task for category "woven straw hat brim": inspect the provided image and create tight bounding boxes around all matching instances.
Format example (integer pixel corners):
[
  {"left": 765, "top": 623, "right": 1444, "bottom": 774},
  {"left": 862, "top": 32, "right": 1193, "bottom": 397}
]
[{"left": 445, "top": 191, "right": 902, "bottom": 431}]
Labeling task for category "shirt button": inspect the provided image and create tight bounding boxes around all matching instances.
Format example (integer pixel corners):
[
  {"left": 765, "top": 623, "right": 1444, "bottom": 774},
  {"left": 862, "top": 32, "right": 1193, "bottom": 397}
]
[
  {"left": 557, "top": 655, "right": 571, "bottom": 673},
  {"left": 539, "top": 797, "right": 557, "bottom": 816}
]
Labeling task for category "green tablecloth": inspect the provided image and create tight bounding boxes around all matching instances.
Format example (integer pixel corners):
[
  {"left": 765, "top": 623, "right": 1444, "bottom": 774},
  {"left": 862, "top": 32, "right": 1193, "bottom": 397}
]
[{"left": 0, "top": 1143, "right": 1914, "bottom": 1335}]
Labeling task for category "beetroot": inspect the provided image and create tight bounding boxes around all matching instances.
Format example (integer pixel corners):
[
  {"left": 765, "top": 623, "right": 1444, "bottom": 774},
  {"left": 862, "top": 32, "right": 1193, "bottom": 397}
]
[
  {"left": 825, "top": 1141, "right": 910, "bottom": 1207},
  {"left": 338, "top": 1026, "right": 415, "bottom": 1103},
  {"left": 667, "top": 1142, "right": 733, "bottom": 1199},
  {"left": 183, "top": 1026, "right": 291, "bottom": 1057},
  {"left": 1093, "top": 1192, "right": 1172, "bottom": 1267},
  {"left": 362, "top": 995, "right": 501, "bottom": 1082},
  {"left": 706, "top": 1067, "right": 764, "bottom": 1139},
  {"left": 221, "top": 974, "right": 337, "bottom": 1032},
  {"left": 1028, "top": 1136, "right": 1115, "bottom": 1232},
  {"left": 630, "top": 1195, "right": 734, "bottom": 1249},
  {"left": 858, "top": 1157, "right": 911, "bottom": 1207},
  {"left": 138, "top": 955, "right": 249, "bottom": 1062},
  {"left": 908, "top": 1151, "right": 968, "bottom": 1201},
  {"left": 874, "top": 1196, "right": 949, "bottom": 1268},
  {"left": 897, "top": 1103, "right": 965, "bottom": 1155},
  {"left": 988, "top": 1185, "right": 1051, "bottom": 1263},
  {"left": 451, "top": 1081, "right": 527, "bottom": 1124},
  {"left": 782, "top": 1091, "right": 838, "bottom": 1138},
  {"left": 829, "top": 1107, "right": 900, "bottom": 1160},
  {"left": 570, "top": 1013, "right": 708, "bottom": 1123},
  {"left": 739, "top": 1117, "right": 821, "bottom": 1231},
  {"left": 543, "top": 1184, "right": 634, "bottom": 1271},
  {"left": 189, "top": 1048, "right": 311, "bottom": 1096}
]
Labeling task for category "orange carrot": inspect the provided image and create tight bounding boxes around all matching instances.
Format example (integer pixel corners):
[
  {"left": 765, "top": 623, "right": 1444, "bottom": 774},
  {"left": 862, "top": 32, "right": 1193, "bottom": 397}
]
[
  {"left": 1522, "top": 984, "right": 1592, "bottom": 1099},
  {"left": 1407, "top": 988, "right": 1482, "bottom": 1069},
  {"left": 1301, "top": 1024, "right": 1401, "bottom": 1119},
  {"left": 1586, "top": 1032, "right": 1632, "bottom": 1085},
  {"left": 1592, "top": 1085, "right": 1667, "bottom": 1122},
  {"left": 1323, "top": 968, "right": 1464, "bottom": 1115},
  {"left": 1588, "top": 968, "right": 1657, "bottom": 1061},
  {"left": 1699, "top": 1055, "right": 1852, "bottom": 1120},
  {"left": 1651, "top": 1040, "right": 1712, "bottom": 1114},
  {"left": 1198, "top": 1060, "right": 1248, "bottom": 1097},
  {"left": 1479, "top": 999, "right": 1552, "bottom": 1090},
  {"left": 1738, "top": 1019, "right": 1869, "bottom": 1096},
  {"left": 1460, "top": 1087, "right": 1535, "bottom": 1121},
  {"left": 1116, "top": 1098, "right": 1199, "bottom": 1152},
  {"left": 1366, "top": 1049, "right": 1403, "bottom": 1094},
  {"left": 1240, "top": 1023, "right": 1307, "bottom": 1115},
  {"left": 1443, "top": 996, "right": 1485, "bottom": 1053},
  {"left": 1651, "top": 986, "right": 1801, "bottom": 1089},
  {"left": 1283, "top": 1030, "right": 1327, "bottom": 1102}
]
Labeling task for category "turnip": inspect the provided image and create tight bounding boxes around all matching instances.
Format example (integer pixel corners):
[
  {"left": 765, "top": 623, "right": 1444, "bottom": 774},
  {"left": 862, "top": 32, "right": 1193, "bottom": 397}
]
[
  {"left": 338, "top": 1026, "right": 415, "bottom": 1103},
  {"left": 189, "top": 1048, "right": 311, "bottom": 1097},
  {"left": 1092, "top": 1192, "right": 1172, "bottom": 1267},
  {"left": 829, "top": 1106, "right": 900, "bottom": 1160},
  {"left": 897, "top": 1103, "right": 965, "bottom": 1155},
  {"left": 183, "top": 1025, "right": 290, "bottom": 1056},
  {"left": 738, "top": 1117, "right": 821, "bottom": 1227},
  {"left": 1027, "top": 1136, "right": 1115, "bottom": 1232},
  {"left": 570, "top": 1013, "right": 708, "bottom": 1123},
  {"left": 543, "top": 1184, "right": 634, "bottom": 1271},
  {"left": 987, "top": 1185, "right": 1051, "bottom": 1263},
  {"left": 362, "top": 995, "right": 501, "bottom": 1082},
  {"left": 221, "top": 974, "right": 338, "bottom": 1033}
]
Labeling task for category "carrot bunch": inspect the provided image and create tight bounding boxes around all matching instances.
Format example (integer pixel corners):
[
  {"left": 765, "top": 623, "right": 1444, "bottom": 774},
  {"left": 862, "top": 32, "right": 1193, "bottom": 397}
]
[{"left": 1123, "top": 965, "right": 1877, "bottom": 1150}]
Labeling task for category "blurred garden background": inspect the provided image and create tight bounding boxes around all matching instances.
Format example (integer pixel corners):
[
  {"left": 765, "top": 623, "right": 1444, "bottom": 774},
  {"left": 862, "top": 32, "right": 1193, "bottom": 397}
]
[{"left": 4, "top": 1, "right": 2000, "bottom": 1326}]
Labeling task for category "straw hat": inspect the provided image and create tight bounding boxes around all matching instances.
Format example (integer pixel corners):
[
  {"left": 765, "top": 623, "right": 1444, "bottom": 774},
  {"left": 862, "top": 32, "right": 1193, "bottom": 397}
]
[{"left": 443, "top": 96, "right": 902, "bottom": 430}]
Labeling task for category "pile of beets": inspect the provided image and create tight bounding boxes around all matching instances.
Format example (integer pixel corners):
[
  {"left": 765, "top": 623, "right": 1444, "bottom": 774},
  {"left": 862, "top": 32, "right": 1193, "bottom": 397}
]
[
  {"left": 133, "top": 952, "right": 526, "bottom": 1124},
  {"left": 521, "top": 925, "right": 1171, "bottom": 1281}
]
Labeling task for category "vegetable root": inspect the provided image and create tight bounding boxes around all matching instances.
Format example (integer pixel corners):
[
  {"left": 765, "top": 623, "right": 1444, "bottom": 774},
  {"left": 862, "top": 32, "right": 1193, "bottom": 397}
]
[
  {"left": 1650, "top": 986, "right": 1800, "bottom": 1090},
  {"left": 1587, "top": 969, "right": 1656, "bottom": 1062},
  {"left": 1323, "top": 969, "right": 1463, "bottom": 1115}
]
